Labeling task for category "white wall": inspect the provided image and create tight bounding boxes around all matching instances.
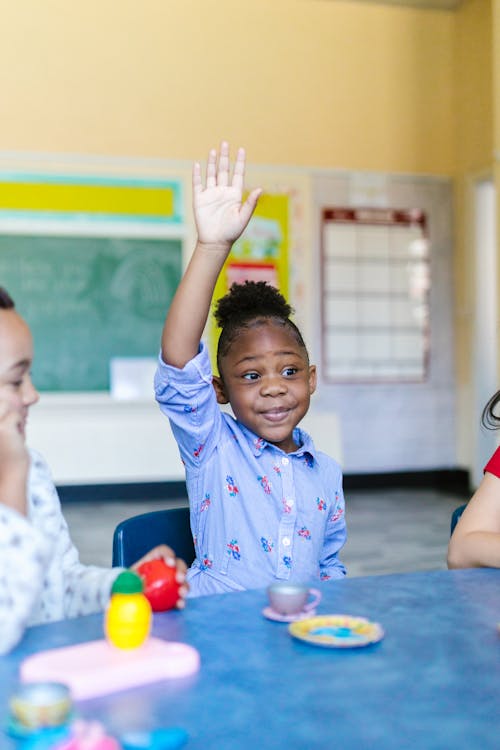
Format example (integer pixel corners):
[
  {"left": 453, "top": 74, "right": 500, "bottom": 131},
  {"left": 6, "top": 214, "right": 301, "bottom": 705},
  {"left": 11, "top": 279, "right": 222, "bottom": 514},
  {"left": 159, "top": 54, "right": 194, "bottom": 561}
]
[
  {"left": 312, "top": 173, "right": 456, "bottom": 473},
  {"left": 26, "top": 395, "right": 343, "bottom": 485}
]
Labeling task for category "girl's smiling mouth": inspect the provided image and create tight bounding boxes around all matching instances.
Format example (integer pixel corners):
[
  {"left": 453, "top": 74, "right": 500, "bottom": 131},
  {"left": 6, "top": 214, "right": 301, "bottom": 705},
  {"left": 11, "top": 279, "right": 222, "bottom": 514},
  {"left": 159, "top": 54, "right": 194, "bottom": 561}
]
[{"left": 261, "top": 407, "right": 292, "bottom": 422}]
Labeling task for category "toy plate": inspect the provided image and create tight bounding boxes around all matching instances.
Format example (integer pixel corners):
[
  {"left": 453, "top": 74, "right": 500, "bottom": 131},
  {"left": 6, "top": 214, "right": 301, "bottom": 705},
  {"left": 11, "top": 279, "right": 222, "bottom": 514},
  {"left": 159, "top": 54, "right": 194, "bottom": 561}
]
[
  {"left": 262, "top": 606, "right": 317, "bottom": 623},
  {"left": 289, "top": 614, "right": 384, "bottom": 648}
]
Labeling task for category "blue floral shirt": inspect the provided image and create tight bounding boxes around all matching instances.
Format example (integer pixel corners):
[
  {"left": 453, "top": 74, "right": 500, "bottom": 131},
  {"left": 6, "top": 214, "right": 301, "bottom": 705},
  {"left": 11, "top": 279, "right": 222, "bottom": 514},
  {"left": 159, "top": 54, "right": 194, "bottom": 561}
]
[{"left": 154, "top": 343, "right": 346, "bottom": 597}]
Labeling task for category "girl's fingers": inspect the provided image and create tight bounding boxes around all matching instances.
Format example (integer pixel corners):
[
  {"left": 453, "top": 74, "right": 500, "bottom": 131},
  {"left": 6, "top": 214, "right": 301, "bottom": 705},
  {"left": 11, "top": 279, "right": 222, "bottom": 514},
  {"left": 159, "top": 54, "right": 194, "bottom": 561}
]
[
  {"left": 206, "top": 148, "right": 217, "bottom": 189},
  {"left": 192, "top": 161, "right": 202, "bottom": 196},
  {"left": 239, "top": 187, "right": 263, "bottom": 227},
  {"left": 217, "top": 141, "right": 230, "bottom": 186},
  {"left": 231, "top": 147, "right": 246, "bottom": 192}
]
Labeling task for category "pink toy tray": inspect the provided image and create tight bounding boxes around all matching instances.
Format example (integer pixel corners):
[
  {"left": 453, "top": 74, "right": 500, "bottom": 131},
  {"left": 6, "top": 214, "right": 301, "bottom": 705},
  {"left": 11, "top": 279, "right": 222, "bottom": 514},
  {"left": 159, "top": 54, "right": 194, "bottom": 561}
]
[{"left": 20, "top": 637, "right": 200, "bottom": 700}]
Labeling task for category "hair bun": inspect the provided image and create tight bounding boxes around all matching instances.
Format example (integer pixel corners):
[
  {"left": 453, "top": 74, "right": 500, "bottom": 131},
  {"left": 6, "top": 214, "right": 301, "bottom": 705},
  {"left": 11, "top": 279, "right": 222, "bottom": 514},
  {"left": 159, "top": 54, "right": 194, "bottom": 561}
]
[{"left": 214, "top": 281, "right": 292, "bottom": 328}]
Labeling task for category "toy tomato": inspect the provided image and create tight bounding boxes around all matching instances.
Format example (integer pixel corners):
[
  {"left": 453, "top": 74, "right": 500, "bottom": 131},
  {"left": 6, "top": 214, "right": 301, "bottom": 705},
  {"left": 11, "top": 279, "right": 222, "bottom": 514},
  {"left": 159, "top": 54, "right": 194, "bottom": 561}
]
[{"left": 136, "top": 559, "right": 180, "bottom": 612}]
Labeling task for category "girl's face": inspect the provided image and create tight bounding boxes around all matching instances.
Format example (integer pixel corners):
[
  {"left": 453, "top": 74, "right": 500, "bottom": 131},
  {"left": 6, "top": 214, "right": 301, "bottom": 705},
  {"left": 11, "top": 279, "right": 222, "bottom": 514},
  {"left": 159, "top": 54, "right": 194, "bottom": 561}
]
[
  {"left": 0, "top": 309, "right": 39, "bottom": 437},
  {"left": 213, "top": 320, "right": 316, "bottom": 454}
]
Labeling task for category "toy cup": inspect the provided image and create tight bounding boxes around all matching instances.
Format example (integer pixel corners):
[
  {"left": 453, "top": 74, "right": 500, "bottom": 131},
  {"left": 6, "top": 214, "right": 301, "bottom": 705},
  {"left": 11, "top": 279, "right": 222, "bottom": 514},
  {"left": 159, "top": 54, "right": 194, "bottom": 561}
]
[
  {"left": 9, "top": 681, "right": 72, "bottom": 729},
  {"left": 267, "top": 583, "right": 322, "bottom": 616}
]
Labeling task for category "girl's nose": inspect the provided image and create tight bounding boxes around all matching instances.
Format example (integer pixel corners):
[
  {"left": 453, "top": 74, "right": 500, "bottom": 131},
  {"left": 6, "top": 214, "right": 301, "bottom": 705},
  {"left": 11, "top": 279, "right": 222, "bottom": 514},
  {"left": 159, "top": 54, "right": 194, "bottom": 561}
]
[
  {"left": 261, "top": 375, "right": 286, "bottom": 396},
  {"left": 23, "top": 375, "right": 40, "bottom": 407}
]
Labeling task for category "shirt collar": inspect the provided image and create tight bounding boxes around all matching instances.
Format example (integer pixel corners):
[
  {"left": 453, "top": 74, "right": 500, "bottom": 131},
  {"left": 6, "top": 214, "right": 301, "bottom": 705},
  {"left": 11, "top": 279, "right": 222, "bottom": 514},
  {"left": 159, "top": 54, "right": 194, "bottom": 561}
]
[{"left": 238, "top": 422, "right": 317, "bottom": 464}]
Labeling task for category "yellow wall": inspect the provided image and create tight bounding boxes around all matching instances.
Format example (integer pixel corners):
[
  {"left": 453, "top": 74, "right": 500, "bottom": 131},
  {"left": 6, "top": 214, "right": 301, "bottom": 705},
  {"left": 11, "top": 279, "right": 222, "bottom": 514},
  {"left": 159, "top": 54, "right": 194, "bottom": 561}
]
[
  {"left": 0, "top": 0, "right": 454, "bottom": 175},
  {"left": 1, "top": 0, "right": 497, "bottom": 473},
  {"left": 453, "top": 0, "right": 493, "bottom": 466},
  {"left": 494, "top": 0, "right": 500, "bottom": 310},
  {"left": 454, "top": 0, "right": 493, "bottom": 176}
]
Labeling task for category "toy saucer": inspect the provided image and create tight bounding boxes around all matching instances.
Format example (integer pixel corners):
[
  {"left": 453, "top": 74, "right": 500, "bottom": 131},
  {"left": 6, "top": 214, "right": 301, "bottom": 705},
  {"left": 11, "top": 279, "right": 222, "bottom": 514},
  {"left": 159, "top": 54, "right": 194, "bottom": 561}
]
[
  {"left": 289, "top": 614, "right": 384, "bottom": 648},
  {"left": 262, "top": 606, "right": 316, "bottom": 623}
]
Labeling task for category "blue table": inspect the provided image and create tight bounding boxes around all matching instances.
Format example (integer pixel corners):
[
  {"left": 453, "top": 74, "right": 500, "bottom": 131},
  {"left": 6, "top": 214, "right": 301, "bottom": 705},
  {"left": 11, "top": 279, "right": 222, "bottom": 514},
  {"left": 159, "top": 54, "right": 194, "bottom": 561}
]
[{"left": 1, "top": 569, "right": 499, "bottom": 749}]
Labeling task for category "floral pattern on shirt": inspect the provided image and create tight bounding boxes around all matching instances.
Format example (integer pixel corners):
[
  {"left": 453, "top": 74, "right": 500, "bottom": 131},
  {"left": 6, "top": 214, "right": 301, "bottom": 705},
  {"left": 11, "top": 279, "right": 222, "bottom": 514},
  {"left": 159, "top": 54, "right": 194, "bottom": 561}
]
[{"left": 155, "top": 342, "right": 347, "bottom": 597}]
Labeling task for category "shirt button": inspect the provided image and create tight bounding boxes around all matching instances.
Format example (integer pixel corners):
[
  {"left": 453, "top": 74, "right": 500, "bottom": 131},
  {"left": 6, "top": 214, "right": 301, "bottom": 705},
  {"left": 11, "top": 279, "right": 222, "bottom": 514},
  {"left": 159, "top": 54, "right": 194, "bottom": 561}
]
[
  {"left": 281, "top": 457, "right": 290, "bottom": 466},
  {"left": 282, "top": 537, "right": 291, "bottom": 547}
]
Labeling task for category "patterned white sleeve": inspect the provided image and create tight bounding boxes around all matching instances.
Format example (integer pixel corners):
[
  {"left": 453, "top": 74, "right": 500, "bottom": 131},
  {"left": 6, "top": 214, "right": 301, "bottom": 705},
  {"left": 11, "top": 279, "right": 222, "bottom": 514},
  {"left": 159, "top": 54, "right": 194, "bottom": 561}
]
[
  {"left": 0, "top": 450, "right": 121, "bottom": 655},
  {"left": 0, "top": 503, "right": 54, "bottom": 655}
]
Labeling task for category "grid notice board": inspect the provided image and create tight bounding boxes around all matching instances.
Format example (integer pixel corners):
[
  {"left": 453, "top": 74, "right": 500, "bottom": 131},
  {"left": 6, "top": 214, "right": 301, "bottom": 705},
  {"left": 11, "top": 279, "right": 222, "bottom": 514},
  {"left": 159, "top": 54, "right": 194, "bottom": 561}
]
[{"left": 321, "top": 207, "right": 429, "bottom": 383}]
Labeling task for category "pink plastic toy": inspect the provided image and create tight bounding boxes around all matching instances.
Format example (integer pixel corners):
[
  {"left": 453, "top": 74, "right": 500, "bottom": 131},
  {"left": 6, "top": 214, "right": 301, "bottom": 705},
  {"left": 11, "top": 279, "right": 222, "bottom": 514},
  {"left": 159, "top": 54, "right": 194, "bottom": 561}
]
[
  {"left": 58, "top": 720, "right": 120, "bottom": 750},
  {"left": 20, "top": 638, "right": 200, "bottom": 700}
]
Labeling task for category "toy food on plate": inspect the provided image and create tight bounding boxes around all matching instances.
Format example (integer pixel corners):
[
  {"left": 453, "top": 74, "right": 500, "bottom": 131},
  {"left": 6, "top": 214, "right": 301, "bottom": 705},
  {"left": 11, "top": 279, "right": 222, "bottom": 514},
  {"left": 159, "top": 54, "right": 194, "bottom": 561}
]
[
  {"left": 289, "top": 614, "right": 384, "bottom": 648},
  {"left": 136, "top": 559, "right": 180, "bottom": 612}
]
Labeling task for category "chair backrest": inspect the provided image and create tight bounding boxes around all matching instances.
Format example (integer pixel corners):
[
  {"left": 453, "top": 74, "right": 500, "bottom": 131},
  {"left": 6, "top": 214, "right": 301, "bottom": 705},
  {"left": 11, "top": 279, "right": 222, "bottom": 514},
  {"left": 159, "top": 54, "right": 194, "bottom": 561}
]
[
  {"left": 112, "top": 507, "right": 195, "bottom": 568},
  {"left": 450, "top": 504, "right": 467, "bottom": 536}
]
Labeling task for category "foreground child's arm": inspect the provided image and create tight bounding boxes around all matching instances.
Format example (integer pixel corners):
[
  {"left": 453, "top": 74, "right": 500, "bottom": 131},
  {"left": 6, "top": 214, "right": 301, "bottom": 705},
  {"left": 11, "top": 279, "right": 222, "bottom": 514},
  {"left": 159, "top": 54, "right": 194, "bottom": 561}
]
[
  {"left": 0, "top": 400, "right": 56, "bottom": 653},
  {"left": 0, "top": 399, "right": 188, "bottom": 655},
  {"left": 447, "top": 472, "right": 500, "bottom": 568},
  {"left": 161, "top": 141, "right": 261, "bottom": 367}
]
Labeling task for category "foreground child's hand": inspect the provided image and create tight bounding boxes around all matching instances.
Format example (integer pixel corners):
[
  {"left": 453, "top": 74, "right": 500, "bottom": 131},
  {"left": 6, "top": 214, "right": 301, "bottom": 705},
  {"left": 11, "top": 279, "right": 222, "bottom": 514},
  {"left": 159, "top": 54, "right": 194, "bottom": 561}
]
[
  {"left": 131, "top": 544, "right": 189, "bottom": 609},
  {"left": 193, "top": 140, "right": 262, "bottom": 250},
  {"left": 0, "top": 398, "right": 30, "bottom": 515},
  {"left": 0, "top": 398, "right": 29, "bottom": 465}
]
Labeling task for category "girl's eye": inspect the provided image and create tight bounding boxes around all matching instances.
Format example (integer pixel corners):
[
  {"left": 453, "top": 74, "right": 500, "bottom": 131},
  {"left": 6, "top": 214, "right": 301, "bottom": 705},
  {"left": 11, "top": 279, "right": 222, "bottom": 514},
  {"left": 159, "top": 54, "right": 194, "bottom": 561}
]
[
  {"left": 283, "top": 367, "right": 298, "bottom": 377},
  {"left": 243, "top": 372, "right": 259, "bottom": 381}
]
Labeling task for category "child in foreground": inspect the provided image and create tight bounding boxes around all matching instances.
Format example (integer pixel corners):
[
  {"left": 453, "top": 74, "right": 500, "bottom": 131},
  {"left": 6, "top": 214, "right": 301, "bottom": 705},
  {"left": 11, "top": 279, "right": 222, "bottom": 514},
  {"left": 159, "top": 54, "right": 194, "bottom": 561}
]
[
  {"left": 155, "top": 141, "right": 346, "bottom": 596},
  {"left": 448, "top": 390, "right": 500, "bottom": 569},
  {"left": 0, "top": 288, "right": 187, "bottom": 654}
]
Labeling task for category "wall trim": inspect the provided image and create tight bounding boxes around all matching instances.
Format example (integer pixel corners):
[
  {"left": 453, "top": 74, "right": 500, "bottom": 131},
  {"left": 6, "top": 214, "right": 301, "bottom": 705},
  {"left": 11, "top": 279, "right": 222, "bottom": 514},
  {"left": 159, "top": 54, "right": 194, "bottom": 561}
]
[
  {"left": 343, "top": 469, "right": 470, "bottom": 495},
  {"left": 58, "top": 468, "right": 471, "bottom": 503},
  {"left": 58, "top": 481, "right": 188, "bottom": 504}
]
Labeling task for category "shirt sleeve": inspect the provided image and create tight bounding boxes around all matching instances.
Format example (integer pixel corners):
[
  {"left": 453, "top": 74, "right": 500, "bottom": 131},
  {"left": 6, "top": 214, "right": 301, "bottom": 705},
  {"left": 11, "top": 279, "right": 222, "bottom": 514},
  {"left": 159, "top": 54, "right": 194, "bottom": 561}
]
[
  {"left": 0, "top": 504, "right": 54, "bottom": 655},
  {"left": 154, "top": 342, "right": 223, "bottom": 469},
  {"left": 33, "top": 454, "right": 120, "bottom": 620},
  {"left": 484, "top": 446, "right": 500, "bottom": 477},
  {"left": 0, "top": 452, "right": 121, "bottom": 655},
  {"left": 318, "top": 468, "right": 347, "bottom": 581}
]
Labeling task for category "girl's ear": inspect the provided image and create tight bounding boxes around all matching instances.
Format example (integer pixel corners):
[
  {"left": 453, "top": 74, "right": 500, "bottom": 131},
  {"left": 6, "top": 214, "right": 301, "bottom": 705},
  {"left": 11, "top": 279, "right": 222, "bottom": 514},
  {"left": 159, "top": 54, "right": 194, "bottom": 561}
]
[
  {"left": 212, "top": 375, "right": 229, "bottom": 404},
  {"left": 308, "top": 365, "right": 317, "bottom": 395}
]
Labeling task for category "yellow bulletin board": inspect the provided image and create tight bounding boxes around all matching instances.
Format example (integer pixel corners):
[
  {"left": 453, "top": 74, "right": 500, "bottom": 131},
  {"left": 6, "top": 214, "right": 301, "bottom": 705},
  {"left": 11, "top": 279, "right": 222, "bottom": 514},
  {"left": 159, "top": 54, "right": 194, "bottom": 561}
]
[
  {"left": 209, "top": 192, "right": 290, "bottom": 372},
  {"left": 0, "top": 175, "right": 182, "bottom": 222}
]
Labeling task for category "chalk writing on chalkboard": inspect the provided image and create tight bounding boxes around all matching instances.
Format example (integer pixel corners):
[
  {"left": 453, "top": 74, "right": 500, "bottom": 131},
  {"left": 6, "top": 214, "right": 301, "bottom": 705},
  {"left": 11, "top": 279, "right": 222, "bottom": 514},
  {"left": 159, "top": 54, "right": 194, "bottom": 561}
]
[{"left": 0, "top": 234, "right": 182, "bottom": 391}]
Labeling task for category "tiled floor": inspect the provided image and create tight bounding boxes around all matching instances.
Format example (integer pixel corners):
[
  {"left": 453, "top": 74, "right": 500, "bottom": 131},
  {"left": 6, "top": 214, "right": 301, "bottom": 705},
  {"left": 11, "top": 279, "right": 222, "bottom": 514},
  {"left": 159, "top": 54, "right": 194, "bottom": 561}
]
[{"left": 63, "top": 487, "right": 463, "bottom": 577}]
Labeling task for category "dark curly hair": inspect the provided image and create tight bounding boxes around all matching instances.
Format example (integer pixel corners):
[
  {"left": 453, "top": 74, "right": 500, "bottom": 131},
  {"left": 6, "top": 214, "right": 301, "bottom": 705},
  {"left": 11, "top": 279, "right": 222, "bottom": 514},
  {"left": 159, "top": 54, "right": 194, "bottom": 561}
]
[
  {"left": 0, "top": 287, "right": 14, "bottom": 310},
  {"left": 482, "top": 390, "right": 500, "bottom": 430},
  {"left": 214, "top": 280, "right": 307, "bottom": 373}
]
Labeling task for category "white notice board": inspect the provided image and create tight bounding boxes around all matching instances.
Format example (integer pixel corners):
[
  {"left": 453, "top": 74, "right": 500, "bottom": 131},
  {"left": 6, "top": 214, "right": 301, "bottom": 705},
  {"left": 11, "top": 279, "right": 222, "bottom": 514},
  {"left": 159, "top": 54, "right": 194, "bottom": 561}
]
[{"left": 321, "top": 207, "right": 429, "bottom": 382}]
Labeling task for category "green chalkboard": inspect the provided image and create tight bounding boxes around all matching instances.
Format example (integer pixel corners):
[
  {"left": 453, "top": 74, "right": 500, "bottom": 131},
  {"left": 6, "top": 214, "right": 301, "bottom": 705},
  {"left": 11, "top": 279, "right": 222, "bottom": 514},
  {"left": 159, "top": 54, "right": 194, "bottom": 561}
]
[{"left": 0, "top": 234, "right": 182, "bottom": 391}]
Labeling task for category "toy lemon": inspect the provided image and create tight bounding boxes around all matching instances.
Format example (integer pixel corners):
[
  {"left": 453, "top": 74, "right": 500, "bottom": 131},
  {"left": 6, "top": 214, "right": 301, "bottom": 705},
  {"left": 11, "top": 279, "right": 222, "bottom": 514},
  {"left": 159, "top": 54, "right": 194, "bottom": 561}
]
[{"left": 105, "top": 571, "right": 152, "bottom": 650}]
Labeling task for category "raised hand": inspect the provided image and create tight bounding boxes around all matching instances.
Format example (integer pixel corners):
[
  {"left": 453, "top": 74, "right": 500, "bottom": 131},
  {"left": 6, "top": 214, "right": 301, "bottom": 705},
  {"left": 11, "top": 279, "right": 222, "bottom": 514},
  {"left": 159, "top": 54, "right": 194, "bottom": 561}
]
[{"left": 193, "top": 141, "right": 262, "bottom": 249}]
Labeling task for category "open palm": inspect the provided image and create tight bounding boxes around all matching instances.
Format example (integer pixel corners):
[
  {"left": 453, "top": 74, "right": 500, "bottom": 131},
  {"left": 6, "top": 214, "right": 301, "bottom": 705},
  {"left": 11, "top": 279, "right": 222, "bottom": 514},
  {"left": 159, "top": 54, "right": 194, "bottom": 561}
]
[{"left": 193, "top": 142, "right": 261, "bottom": 247}]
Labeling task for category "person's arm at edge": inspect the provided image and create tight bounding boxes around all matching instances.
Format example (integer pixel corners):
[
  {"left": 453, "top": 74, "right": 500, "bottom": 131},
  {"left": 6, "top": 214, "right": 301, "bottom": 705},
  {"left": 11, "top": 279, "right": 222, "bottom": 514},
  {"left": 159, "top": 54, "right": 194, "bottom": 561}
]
[
  {"left": 0, "top": 505, "right": 53, "bottom": 655},
  {"left": 447, "top": 472, "right": 500, "bottom": 568}
]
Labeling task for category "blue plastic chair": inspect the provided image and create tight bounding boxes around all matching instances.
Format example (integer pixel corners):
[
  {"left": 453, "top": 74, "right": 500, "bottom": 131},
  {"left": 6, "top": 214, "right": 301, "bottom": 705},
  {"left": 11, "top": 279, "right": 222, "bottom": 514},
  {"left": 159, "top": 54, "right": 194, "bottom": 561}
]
[
  {"left": 112, "top": 507, "right": 195, "bottom": 568},
  {"left": 450, "top": 504, "right": 467, "bottom": 536}
]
